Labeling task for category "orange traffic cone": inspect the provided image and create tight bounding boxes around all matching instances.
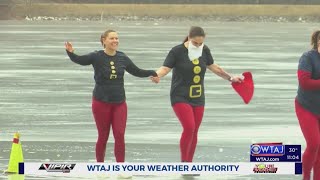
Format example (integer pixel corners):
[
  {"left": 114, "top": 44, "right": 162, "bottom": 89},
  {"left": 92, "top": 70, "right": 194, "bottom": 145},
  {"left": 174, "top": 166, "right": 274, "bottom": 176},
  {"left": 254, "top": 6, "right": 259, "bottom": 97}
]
[{"left": 4, "top": 133, "right": 24, "bottom": 174}]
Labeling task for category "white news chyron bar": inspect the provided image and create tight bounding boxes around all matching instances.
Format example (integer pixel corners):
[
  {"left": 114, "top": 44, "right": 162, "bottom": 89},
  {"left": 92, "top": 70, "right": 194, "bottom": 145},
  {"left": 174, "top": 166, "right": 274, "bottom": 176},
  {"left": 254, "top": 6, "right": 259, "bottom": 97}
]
[{"left": 19, "top": 162, "right": 302, "bottom": 176}]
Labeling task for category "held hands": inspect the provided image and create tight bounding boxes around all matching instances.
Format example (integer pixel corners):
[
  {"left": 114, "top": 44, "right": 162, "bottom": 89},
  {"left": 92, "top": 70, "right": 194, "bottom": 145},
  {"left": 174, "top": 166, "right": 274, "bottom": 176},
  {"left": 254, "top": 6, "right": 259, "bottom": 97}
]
[
  {"left": 65, "top": 41, "right": 74, "bottom": 53},
  {"left": 150, "top": 76, "right": 160, "bottom": 84}
]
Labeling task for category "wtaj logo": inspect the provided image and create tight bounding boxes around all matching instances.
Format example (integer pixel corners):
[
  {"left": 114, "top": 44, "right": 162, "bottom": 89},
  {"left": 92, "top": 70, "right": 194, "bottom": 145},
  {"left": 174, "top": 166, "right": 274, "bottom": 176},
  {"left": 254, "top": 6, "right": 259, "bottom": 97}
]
[
  {"left": 253, "top": 164, "right": 278, "bottom": 173},
  {"left": 39, "top": 163, "right": 76, "bottom": 173},
  {"left": 251, "top": 143, "right": 284, "bottom": 156}
]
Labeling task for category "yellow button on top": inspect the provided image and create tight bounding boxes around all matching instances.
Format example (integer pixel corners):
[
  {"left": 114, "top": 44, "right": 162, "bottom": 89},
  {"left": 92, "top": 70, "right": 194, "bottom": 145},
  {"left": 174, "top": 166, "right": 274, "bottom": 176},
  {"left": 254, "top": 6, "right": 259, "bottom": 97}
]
[
  {"left": 193, "top": 66, "right": 201, "bottom": 74},
  {"left": 192, "top": 59, "right": 199, "bottom": 65},
  {"left": 110, "top": 61, "right": 114, "bottom": 65},
  {"left": 193, "top": 75, "right": 201, "bottom": 84}
]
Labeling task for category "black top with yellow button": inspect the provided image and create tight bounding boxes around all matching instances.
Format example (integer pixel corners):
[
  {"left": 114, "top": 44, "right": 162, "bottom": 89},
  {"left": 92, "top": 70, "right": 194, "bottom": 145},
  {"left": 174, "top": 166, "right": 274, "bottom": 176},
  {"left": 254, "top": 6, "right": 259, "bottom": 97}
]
[
  {"left": 66, "top": 50, "right": 157, "bottom": 103},
  {"left": 163, "top": 44, "right": 214, "bottom": 106}
]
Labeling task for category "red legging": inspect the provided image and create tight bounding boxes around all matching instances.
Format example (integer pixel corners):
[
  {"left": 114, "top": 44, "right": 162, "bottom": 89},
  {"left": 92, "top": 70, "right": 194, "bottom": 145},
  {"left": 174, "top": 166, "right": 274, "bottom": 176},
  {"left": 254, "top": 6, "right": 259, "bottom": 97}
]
[
  {"left": 295, "top": 99, "right": 320, "bottom": 180},
  {"left": 173, "top": 103, "right": 204, "bottom": 162},
  {"left": 92, "top": 98, "right": 127, "bottom": 162}
]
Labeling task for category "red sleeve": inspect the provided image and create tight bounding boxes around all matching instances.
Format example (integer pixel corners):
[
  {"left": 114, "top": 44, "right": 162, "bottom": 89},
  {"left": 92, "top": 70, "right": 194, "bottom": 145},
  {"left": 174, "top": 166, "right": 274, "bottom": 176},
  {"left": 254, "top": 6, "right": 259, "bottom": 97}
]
[{"left": 298, "top": 70, "right": 320, "bottom": 90}]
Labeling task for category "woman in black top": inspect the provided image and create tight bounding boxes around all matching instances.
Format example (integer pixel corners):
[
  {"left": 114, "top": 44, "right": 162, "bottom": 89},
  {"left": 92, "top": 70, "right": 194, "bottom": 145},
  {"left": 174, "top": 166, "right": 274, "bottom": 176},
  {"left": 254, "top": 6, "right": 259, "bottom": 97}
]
[
  {"left": 152, "top": 26, "right": 243, "bottom": 163},
  {"left": 65, "top": 29, "right": 157, "bottom": 162}
]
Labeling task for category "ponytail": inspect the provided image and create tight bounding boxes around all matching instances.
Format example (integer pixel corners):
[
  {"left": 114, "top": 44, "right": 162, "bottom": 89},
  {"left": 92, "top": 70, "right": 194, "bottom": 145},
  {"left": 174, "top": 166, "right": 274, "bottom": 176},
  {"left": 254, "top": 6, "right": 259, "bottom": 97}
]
[
  {"left": 100, "top": 34, "right": 105, "bottom": 48},
  {"left": 183, "top": 36, "right": 188, "bottom": 43}
]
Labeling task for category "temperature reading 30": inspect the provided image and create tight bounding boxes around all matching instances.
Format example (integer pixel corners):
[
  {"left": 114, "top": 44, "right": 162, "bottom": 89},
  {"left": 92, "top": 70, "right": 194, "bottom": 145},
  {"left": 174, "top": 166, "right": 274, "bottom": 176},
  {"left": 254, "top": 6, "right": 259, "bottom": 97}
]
[{"left": 289, "top": 148, "right": 298, "bottom": 153}]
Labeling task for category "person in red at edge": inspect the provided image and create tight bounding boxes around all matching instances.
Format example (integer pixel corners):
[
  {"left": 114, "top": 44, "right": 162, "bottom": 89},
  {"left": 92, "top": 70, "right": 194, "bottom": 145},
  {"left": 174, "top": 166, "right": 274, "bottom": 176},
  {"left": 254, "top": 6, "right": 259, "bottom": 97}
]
[
  {"left": 65, "top": 30, "right": 157, "bottom": 162},
  {"left": 296, "top": 30, "right": 320, "bottom": 180},
  {"left": 151, "top": 26, "right": 243, "bottom": 164}
]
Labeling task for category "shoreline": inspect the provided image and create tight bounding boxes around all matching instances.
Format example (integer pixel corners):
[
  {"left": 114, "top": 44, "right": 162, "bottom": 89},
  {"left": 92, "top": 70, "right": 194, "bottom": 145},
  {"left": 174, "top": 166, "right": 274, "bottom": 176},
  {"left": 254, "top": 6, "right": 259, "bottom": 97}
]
[
  {"left": 17, "top": 15, "right": 320, "bottom": 23},
  {"left": 5, "top": 4, "right": 320, "bottom": 23}
]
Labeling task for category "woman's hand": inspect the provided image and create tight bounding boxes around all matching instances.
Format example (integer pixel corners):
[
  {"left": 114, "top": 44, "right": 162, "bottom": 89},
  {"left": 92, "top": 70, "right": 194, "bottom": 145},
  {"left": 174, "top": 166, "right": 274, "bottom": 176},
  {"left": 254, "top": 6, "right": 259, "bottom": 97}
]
[
  {"left": 230, "top": 75, "right": 244, "bottom": 83},
  {"left": 150, "top": 76, "right": 160, "bottom": 83},
  {"left": 65, "top": 42, "right": 74, "bottom": 53}
]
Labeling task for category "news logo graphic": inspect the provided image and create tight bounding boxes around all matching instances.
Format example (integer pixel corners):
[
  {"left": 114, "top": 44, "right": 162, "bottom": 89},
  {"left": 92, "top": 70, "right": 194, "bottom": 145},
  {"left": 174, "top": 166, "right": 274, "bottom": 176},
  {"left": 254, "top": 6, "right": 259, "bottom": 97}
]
[
  {"left": 251, "top": 143, "right": 284, "bottom": 156},
  {"left": 253, "top": 164, "right": 278, "bottom": 173},
  {"left": 39, "top": 163, "right": 76, "bottom": 173},
  {"left": 250, "top": 143, "right": 301, "bottom": 162}
]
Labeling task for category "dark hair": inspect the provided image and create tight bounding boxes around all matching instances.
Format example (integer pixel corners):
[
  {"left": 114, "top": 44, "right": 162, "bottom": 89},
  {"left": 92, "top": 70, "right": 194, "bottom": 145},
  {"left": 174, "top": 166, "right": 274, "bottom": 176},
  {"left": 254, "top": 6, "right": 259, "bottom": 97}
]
[
  {"left": 183, "top": 26, "right": 206, "bottom": 42},
  {"left": 100, "top": 29, "right": 116, "bottom": 48},
  {"left": 311, "top": 30, "right": 320, "bottom": 50}
]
